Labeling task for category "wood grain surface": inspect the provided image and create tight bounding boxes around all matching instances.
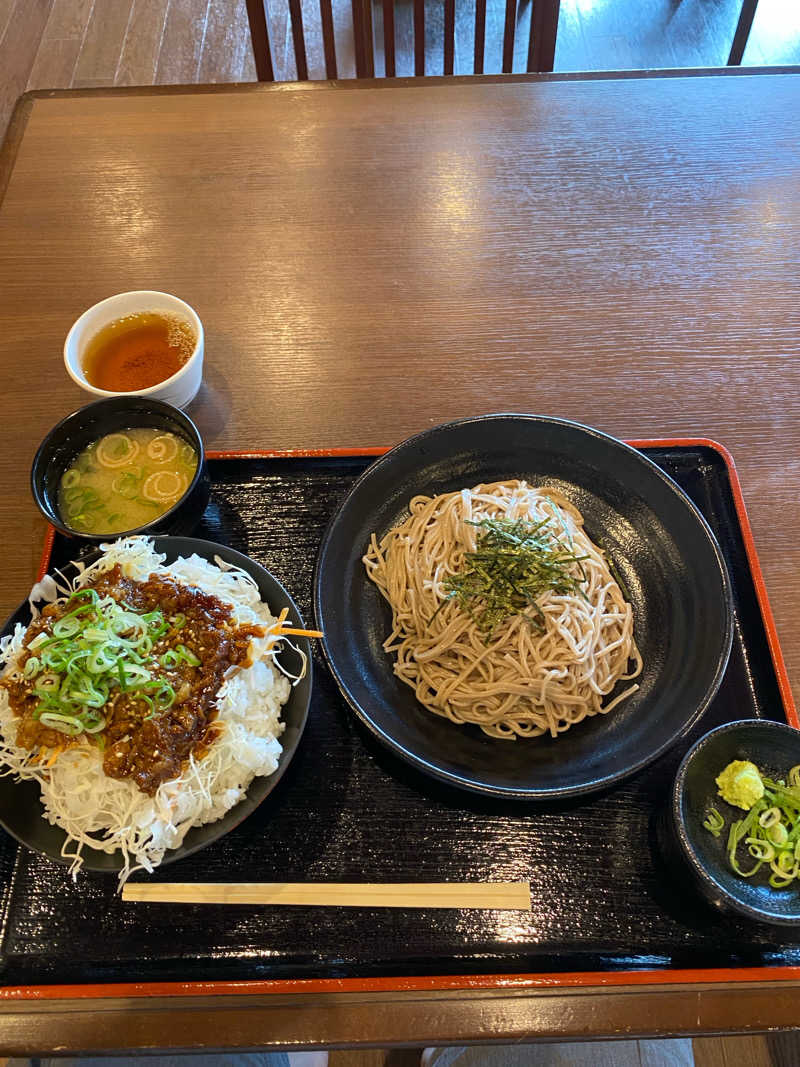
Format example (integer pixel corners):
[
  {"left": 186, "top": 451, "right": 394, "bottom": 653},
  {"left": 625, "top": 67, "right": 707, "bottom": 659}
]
[
  {"left": 1, "top": 71, "right": 799, "bottom": 694},
  {"left": 121, "top": 880, "right": 532, "bottom": 907},
  {"left": 1, "top": 71, "right": 800, "bottom": 1049}
]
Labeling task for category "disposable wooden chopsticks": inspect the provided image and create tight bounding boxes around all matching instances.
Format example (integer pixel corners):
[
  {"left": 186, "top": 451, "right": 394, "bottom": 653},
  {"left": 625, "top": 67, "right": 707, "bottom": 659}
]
[{"left": 122, "top": 881, "right": 531, "bottom": 910}]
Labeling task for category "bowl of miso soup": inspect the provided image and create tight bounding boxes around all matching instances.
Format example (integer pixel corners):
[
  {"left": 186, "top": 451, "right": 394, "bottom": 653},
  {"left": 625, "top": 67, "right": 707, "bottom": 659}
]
[{"left": 31, "top": 397, "right": 210, "bottom": 542}]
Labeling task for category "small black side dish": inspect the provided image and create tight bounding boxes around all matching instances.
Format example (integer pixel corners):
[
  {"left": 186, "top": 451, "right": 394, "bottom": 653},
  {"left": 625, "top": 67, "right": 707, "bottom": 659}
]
[
  {"left": 669, "top": 719, "right": 800, "bottom": 925},
  {"left": 31, "top": 396, "right": 210, "bottom": 542}
]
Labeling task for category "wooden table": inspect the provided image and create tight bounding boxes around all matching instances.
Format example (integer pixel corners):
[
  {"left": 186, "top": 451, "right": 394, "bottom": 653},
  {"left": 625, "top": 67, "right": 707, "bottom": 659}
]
[{"left": 1, "top": 69, "right": 800, "bottom": 1054}]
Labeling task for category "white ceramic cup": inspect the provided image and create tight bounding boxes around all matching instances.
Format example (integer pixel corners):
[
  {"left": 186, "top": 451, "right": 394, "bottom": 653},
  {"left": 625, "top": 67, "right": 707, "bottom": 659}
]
[{"left": 64, "top": 290, "right": 204, "bottom": 410}]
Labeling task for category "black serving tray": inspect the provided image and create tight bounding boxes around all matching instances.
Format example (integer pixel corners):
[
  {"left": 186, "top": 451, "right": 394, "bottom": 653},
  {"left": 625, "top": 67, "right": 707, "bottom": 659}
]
[{"left": 1, "top": 442, "right": 798, "bottom": 990}]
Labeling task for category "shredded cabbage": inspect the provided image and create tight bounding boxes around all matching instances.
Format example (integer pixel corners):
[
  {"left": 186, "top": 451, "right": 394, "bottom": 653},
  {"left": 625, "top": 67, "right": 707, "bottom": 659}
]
[{"left": 0, "top": 537, "right": 294, "bottom": 887}]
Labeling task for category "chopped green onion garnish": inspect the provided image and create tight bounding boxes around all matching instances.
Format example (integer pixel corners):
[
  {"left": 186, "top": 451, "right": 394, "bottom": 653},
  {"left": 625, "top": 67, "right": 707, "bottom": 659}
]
[
  {"left": 160, "top": 644, "right": 201, "bottom": 669},
  {"left": 39, "top": 712, "right": 85, "bottom": 737},
  {"left": 702, "top": 807, "right": 725, "bottom": 837},
  {"left": 176, "top": 644, "right": 200, "bottom": 667},
  {"left": 21, "top": 588, "right": 179, "bottom": 739},
  {"left": 705, "top": 761, "right": 800, "bottom": 889},
  {"left": 22, "top": 656, "right": 40, "bottom": 679}
]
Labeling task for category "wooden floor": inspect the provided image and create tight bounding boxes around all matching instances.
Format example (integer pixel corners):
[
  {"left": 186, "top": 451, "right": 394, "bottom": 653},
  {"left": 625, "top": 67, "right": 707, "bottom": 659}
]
[
  {"left": 2, "top": 1032, "right": 800, "bottom": 1063},
  {"left": 1, "top": 2, "right": 800, "bottom": 1066},
  {"left": 323, "top": 1038, "right": 799, "bottom": 1066}
]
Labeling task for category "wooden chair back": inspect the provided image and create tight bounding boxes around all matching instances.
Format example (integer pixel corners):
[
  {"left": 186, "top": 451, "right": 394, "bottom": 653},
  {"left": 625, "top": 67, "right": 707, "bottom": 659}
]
[{"left": 245, "top": 0, "right": 561, "bottom": 82}]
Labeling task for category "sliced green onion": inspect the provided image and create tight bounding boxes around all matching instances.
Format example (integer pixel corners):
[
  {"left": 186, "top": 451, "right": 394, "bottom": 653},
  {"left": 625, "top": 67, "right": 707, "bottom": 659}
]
[
  {"left": 21, "top": 586, "right": 179, "bottom": 738},
  {"left": 775, "top": 850, "right": 796, "bottom": 874},
  {"left": 35, "top": 673, "right": 61, "bottom": 692},
  {"left": 702, "top": 807, "right": 725, "bottom": 837},
  {"left": 22, "top": 656, "right": 40, "bottom": 679},
  {"left": 770, "top": 872, "right": 794, "bottom": 888},
  {"left": 708, "top": 764, "right": 800, "bottom": 889},
  {"left": 68, "top": 681, "right": 108, "bottom": 708},
  {"left": 60, "top": 603, "right": 96, "bottom": 623},
  {"left": 82, "top": 714, "right": 107, "bottom": 735},
  {"left": 52, "top": 616, "right": 82, "bottom": 639},
  {"left": 111, "top": 611, "right": 147, "bottom": 637},
  {"left": 121, "top": 664, "right": 150, "bottom": 686},
  {"left": 63, "top": 486, "right": 85, "bottom": 505},
  {"left": 767, "top": 822, "right": 789, "bottom": 848},
  {"left": 759, "top": 807, "right": 782, "bottom": 828},
  {"left": 144, "top": 612, "right": 169, "bottom": 639},
  {"left": 39, "top": 712, "right": 85, "bottom": 737},
  {"left": 69, "top": 588, "right": 98, "bottom": 605},
  {"left": 86, "top": 648, "right": 118, "bottom": 674},
  {"left": 112, "top": 471, "right": 140, "bottom": 500},
  {"left": 147, "top": 680, "right": 175, "bottom": 709},
  {"left": 746, "top": 838, "right": 775, "bottom": 862}
]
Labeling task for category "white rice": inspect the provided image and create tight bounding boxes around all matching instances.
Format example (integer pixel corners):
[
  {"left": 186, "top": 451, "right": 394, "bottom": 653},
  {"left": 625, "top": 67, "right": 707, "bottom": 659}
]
[{"left": 0, "top": 537, "right": 297, "bottom": 885}]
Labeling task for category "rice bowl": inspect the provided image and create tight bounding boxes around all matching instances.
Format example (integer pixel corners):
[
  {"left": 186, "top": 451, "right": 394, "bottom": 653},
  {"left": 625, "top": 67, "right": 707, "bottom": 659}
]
[{"left": 0, "top": 537, "right": 311, "bottom": 883}]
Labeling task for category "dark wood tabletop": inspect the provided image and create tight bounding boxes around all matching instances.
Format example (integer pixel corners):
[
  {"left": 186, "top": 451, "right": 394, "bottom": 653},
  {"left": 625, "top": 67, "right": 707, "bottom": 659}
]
[{"left": 1, "top": 69, "right": 800, "bottom": 1053}]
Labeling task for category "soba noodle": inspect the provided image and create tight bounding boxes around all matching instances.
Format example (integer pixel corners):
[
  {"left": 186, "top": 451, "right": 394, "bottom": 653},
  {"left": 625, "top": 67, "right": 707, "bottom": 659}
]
[{"left": 363, "top": 480, "right": 642, "bottom": 740}]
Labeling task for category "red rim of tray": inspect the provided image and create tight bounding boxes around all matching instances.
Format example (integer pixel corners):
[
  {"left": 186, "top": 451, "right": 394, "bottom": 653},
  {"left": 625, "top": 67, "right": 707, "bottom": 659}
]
[{"left": 19, "top": 436, "right": 797, "bottom": 1002}]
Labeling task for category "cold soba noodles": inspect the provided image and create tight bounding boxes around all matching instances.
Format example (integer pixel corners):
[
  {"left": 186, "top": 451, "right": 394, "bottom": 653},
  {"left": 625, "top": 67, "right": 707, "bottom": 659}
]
[{"left": 363, "top": 480, "right": 642, "bottom": 739}]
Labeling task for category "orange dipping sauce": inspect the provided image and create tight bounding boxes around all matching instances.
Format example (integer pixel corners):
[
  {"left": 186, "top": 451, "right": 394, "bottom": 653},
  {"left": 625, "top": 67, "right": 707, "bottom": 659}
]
[{"left": 81, "top": 311, "right": 197, "bottom": 393}]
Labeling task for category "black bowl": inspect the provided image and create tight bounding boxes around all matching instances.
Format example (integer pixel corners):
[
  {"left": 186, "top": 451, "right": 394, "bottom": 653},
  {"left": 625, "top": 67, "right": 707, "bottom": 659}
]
[
  {"left": 0, "top": 537, "right": 312, "bottom": 872},
  {"left": 31, "top": 397, "right": 210, "bottom": 542},
  {"left": 668, "top": 719, "right": 800, "bottom": 924},
  {"left": 314, "top": 413, "right": 733, "bottom": 800}
]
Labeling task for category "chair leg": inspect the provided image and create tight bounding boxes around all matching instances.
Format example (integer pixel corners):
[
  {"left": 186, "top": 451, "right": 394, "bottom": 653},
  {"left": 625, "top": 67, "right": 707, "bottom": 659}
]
[
  {"left": 244, "top": 0, "right": 275, "bottom": 81},
  {"left": 527, "top": 0, "right": 561, "bottom": 73},
  {"left": 728, "top": 0, "right": 758, "bottom": 65},
  {"left": 359, "top": 0, "right": 375, "bottom": 78},
  {"left": 352, "top": 0, "right": 374, "bottom": 77},
  {"left": 288, "top": 0, "right": 309, "bottom": 80}
]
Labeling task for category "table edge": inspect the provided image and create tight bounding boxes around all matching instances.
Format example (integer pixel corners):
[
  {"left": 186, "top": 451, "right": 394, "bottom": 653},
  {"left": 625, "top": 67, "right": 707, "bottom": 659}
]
[
  {"left": 4, "top": 978, "right": 800, "bottom": 1054},
  {"left": 0, "top": 94, "right": 34, "bottom": 210},
  {"left": 3, "top": 65, "right": 800, "bottom": 210}
]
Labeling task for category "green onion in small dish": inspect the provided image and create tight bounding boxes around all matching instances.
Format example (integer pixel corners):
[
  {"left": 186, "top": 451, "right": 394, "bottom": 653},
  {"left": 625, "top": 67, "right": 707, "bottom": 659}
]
[{"left": 670, "top": 720, "right": 800, "bottom": 925}]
